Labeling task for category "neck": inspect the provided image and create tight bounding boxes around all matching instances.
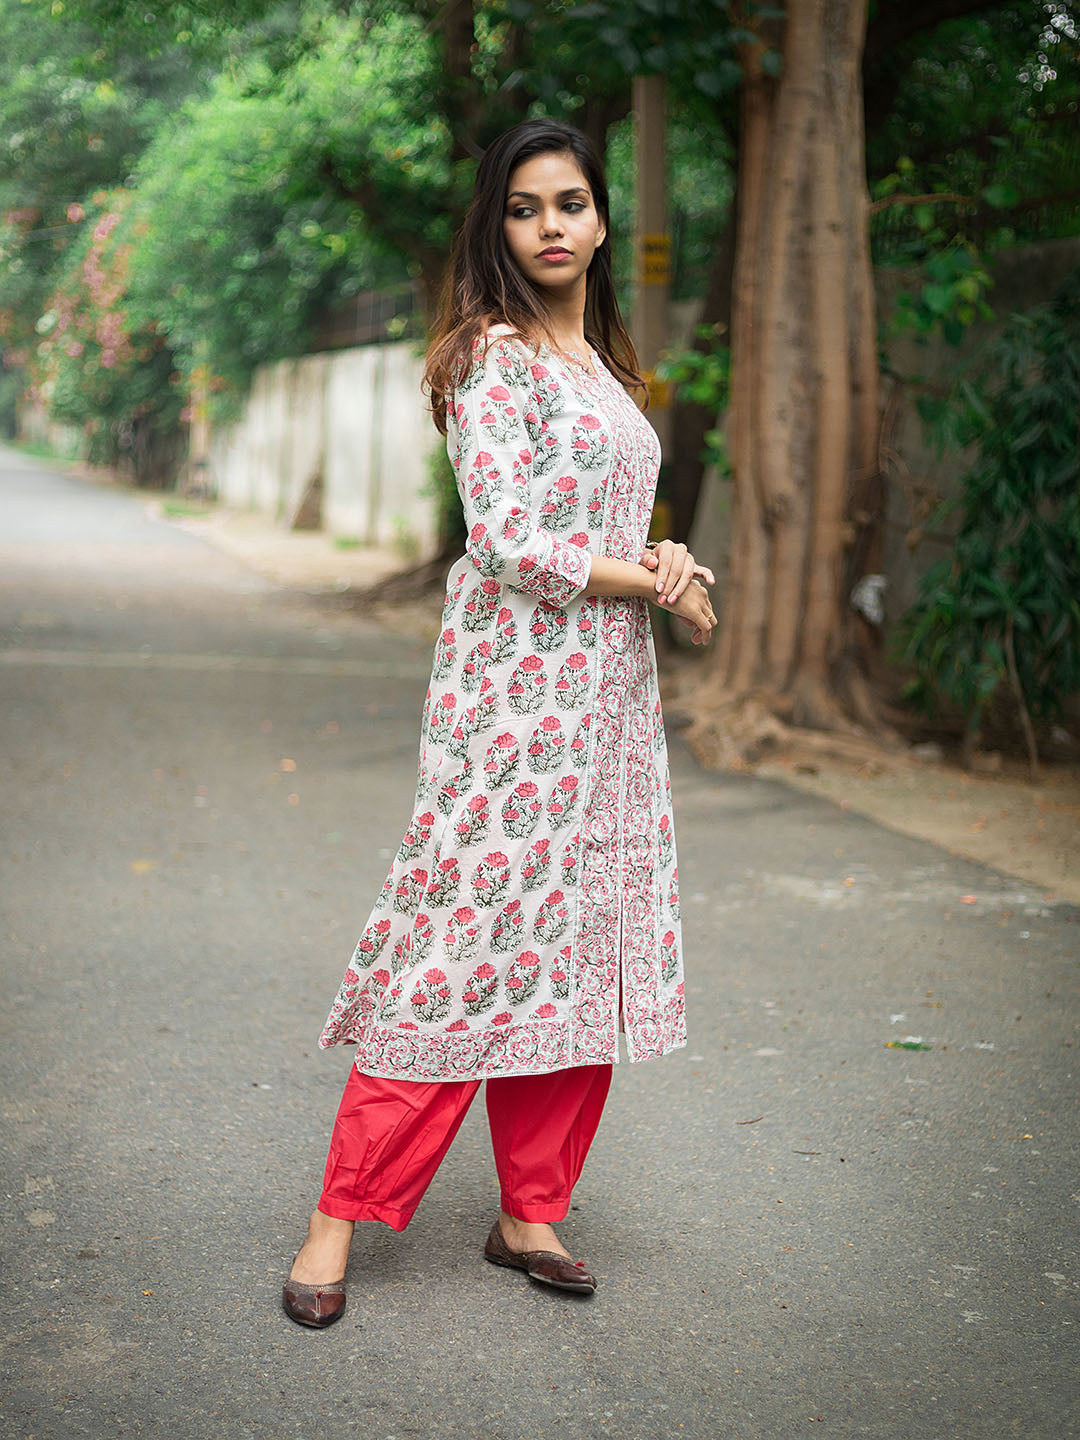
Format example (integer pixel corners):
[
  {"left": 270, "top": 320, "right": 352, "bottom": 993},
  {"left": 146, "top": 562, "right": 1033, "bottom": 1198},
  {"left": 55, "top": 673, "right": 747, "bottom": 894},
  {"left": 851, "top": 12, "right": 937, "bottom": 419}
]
[{"left": 538, "top": 274, "right": 588, "bottom": 355}]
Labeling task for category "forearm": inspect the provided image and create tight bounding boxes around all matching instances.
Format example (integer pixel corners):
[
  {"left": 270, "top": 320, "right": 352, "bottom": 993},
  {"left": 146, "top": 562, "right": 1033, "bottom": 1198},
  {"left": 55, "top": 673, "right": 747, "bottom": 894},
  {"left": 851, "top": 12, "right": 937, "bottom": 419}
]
[{"left": 581, "top": 553, "right": 657, "bottom": 601}]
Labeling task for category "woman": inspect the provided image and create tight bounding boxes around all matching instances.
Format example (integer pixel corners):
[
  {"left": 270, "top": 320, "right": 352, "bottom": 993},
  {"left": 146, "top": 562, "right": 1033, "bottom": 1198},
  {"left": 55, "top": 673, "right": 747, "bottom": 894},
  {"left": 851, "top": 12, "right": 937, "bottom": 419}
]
[{"left": 283, "top": 118, "right": 716, "bottom": 1327}]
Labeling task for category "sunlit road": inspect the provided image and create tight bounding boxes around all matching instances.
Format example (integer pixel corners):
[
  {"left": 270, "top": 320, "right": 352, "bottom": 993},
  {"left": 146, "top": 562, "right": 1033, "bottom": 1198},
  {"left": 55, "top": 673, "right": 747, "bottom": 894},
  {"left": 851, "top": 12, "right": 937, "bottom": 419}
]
[{"left": 1, "top": 447, "right": 1076, "bottom": 1439}]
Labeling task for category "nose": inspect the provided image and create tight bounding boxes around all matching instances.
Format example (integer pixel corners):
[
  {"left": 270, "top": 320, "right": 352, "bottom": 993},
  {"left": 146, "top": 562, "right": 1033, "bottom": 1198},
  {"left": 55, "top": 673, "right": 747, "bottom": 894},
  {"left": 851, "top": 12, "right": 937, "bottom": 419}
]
[{"left": 538, "top": 207, "right": 564, "bottom": 238}]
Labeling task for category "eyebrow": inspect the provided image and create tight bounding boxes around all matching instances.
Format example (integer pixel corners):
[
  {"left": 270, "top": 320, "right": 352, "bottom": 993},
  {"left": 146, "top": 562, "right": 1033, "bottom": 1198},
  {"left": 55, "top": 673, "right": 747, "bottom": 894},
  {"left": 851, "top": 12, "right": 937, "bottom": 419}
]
[{"left": 506, "top": 187, "right": 590, "bottom": 202}]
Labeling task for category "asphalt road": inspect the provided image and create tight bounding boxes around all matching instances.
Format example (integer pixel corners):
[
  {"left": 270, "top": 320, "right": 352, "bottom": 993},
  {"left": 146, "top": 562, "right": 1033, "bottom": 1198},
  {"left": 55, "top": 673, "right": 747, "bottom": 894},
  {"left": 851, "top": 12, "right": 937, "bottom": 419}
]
[{"left": 1, "top": 447, "right": 1077, "bottom": 1440}]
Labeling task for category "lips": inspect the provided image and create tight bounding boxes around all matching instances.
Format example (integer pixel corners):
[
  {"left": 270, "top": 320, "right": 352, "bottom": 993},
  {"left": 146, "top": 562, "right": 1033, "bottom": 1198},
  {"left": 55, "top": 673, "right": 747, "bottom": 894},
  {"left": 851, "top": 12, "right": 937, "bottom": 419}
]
[{"left": 538, "top": 247, "right": 571, "bottom": 258}]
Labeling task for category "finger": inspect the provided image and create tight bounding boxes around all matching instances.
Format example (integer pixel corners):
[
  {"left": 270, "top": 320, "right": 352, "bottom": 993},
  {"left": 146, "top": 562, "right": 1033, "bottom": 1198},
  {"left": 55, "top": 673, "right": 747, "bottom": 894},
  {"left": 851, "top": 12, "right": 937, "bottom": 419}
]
[
  {"left": 693, "top": 564, "right": 716, "bottom": 586},
  {"left": 658, "top": 545, "right": 688, "bottom": 602},
  {"left": 666, "top": 555, "right": 694, "bottom": 604},
  {"left": 642, "top": 549, "right": 657, "bottom": 568},
  {"left": 654, "top": 546, "right": 675, "bottom": 597}
]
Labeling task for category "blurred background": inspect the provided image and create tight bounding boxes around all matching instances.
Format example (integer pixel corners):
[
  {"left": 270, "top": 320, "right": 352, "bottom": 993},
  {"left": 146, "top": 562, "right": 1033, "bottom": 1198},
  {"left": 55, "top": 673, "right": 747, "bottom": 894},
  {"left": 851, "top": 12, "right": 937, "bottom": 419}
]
[{"left": 1, "top": 0, "right": 1078, "bottom": 796}]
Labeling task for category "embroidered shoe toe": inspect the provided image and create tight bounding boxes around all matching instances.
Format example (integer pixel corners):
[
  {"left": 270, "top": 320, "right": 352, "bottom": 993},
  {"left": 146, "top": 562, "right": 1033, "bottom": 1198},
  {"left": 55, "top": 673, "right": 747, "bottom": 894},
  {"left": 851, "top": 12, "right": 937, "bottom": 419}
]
[
  {"left": 484, "top": 1221, "right": 596, "bottom": 1294},
  {"left": 282, "top": 1277, "right": 347, "bottom": 1328}
]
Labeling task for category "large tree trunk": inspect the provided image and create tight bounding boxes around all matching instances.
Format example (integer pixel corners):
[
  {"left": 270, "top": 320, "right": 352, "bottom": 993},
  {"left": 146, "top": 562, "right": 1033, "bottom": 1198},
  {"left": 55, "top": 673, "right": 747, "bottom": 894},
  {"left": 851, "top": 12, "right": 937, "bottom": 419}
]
[{"left": 686, "top": 0, "right": 886, "bottom": 765}]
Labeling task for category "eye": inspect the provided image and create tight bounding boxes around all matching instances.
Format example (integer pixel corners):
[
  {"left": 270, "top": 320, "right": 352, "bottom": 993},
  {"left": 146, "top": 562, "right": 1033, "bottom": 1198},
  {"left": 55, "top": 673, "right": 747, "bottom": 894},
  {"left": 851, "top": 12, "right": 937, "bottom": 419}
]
[
  {"left": 564, "top": 201, "right": 586, "bottom": 213},
  {"left": 507, "top": 205, "right": 535, "bottom": 219}
]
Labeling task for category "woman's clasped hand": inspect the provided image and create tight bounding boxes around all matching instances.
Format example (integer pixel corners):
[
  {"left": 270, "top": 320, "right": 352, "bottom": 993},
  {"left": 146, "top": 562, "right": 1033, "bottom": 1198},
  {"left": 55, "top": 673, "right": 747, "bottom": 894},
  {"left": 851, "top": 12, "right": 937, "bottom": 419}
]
[{"left": 640, "top": 538, "right": 717, "bottom": 646}]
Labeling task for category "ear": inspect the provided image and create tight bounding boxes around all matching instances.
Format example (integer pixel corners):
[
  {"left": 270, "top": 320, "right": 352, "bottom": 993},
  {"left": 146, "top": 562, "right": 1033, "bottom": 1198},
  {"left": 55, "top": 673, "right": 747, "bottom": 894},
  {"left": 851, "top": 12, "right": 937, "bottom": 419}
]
[{"left": 595, "top": 217, "right": 607, "bottom": 248}]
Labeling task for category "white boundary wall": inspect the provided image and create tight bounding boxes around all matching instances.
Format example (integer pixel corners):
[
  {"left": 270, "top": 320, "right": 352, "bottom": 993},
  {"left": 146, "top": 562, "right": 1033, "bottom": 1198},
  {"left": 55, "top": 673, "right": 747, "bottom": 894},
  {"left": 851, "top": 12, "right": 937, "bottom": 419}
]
[{"left": 207, "top": 341, "right": 442, "bottom": 558}]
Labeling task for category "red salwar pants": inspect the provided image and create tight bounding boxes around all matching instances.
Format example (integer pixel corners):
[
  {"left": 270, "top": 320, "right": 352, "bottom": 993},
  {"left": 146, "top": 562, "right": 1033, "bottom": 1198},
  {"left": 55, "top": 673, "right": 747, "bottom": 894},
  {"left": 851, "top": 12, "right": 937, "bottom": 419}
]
[{"left": 318, "top": 1063, "right": 612, "bottom": 1231}]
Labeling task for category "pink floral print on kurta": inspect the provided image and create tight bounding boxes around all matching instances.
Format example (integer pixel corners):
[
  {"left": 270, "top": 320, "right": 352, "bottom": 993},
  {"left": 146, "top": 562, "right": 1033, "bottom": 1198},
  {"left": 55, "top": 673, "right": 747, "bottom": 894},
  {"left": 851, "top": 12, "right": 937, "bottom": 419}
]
[{"left": 320, "top": 328, "right": 685, "bottom": 1080}]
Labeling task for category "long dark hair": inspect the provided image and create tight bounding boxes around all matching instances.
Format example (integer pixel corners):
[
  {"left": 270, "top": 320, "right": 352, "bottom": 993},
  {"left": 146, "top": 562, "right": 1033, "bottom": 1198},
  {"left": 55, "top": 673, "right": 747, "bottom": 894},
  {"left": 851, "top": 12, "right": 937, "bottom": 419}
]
[{"left": 424, "top": 118, "right": 644, "bottom": 433}]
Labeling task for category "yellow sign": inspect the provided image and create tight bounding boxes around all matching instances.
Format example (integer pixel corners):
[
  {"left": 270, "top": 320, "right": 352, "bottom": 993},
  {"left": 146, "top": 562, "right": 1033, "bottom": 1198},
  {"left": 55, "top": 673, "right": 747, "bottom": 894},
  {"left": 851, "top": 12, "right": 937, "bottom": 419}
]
[
  {"left": 643, "top": 370, "right": 671, "bottom": 408},
  {"left": 639, "top": 232, "right": 670, "bottom": 286}
]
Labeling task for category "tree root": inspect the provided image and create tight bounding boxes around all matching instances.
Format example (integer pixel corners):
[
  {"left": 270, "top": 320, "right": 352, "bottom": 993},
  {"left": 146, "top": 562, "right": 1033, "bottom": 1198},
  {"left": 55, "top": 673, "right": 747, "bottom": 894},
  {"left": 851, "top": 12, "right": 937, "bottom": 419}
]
[{"left": 668, "top": 670, "right": 908, "bottom": 774}]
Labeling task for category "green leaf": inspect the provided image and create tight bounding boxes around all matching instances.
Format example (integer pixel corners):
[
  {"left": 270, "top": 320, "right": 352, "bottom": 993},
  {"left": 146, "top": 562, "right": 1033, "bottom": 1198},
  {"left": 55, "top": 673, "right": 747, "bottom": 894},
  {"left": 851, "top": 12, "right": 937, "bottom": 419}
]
[{"left": 981, "top": 183, "right": 1019, "bottom": 209}]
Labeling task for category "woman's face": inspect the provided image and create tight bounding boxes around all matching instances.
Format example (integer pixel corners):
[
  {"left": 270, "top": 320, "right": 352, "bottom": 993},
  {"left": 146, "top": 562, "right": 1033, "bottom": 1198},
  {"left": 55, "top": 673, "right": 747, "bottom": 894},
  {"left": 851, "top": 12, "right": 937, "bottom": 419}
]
[{"left": 502, "top": 150, "right": 607, "bottom": 296}]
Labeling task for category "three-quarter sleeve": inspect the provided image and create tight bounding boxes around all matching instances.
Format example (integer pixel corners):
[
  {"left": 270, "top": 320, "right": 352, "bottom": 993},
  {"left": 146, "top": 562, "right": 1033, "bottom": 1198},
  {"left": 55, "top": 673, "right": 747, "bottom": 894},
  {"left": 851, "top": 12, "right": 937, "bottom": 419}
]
[{"left": 447, "top": 334, "right": 593, "bottom": 608}]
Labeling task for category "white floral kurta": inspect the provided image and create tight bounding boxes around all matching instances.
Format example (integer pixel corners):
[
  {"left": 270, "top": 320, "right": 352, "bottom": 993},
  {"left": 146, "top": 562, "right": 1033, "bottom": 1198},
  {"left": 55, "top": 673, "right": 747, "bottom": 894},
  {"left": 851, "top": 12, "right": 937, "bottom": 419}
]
[{"left": 319, "top": 327, "right": 686, "bottom": 1080}]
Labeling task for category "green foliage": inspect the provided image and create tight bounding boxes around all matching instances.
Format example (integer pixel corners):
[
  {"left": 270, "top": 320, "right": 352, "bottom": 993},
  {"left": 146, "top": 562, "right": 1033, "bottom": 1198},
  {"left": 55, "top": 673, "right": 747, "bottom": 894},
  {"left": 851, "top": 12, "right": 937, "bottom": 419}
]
[
  {"left": 120, "top": 58, "right": 409, "bottom": 400},
  {"left": 883, "top": 243, "right": 996, "bottom": 359},
  {"left": 656, "top": 324, "right": 731, "bottom": 472},
  {"left": 896, "top": 266, "right": 1080, "bottom": 762},
  {"left": 868, "top": 6, "right": 1080, "bottom": 262},
  {"left": 33, "top": 190, "right": 186, "bottom": 473},
  {"left": 0, "top": 0, "right": 199, "bottom": 351},
  {"left": 500, "top": 0, "right": 780, "bottom": 111}
]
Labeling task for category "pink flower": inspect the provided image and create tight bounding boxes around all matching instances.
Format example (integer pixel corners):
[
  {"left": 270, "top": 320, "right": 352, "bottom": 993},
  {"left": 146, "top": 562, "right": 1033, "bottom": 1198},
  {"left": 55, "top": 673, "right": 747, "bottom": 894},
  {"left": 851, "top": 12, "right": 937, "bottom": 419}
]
[
  {"left": 447, "top": 1019, "right": 469, "bottom": 1032},
  {"left": 424, "top": 968, "right": 447, "bottom": 984},
  {"left": 372, "top": 969, "right": 390, "bottom": 987},
  {"left": 398, "top": 1021, "right": 418, "bottom": 1030},
  {"left": 342, "top": 968, "right": 359, "bottom": 986},
  {"left": 492, "top": 1013, "right": 512, "bottom": 1026},
  {"left": 520, "top": 655, "right": 544, "bottom": 672},
  {"left": 536, "top": 1003, "right": 558, "bottom": 1018},
  {"left": 475, "top": 962, "right": 496, "bottom": 979},
  {"left": 462, "top": 991, "right": 479, "bottom": 1003},
  {"left": 556, "top": 476, "right": 575, "bottom": 492},
  {"left": 551, "top": 969, "right": 566, "bottom": 983},
  {"left": 580, "top": 414, "right": 601, "bottom": 429},
  {"left": 567, "top": 653, "right": 586, "bottom": 669},
  {"left": 467, "top": 795, "right": 486, "bottom": 813},
  {"left": 495, "top": 732, "right": 516, "bottom": 749},
  {"left": 541, "top": 716, "right": 560, "bottom": 731},
  {"left": 487, "top": 385, "right": 510, "bottom": 401},
  {"left": 517, "top": 782, "right": 538, "bottom": 798},
  {"left": 452, "top": 906, "right": 476, "bottom": 924},
  {"left": 507, "top": 976, "right": 523, "bottom": 989}
]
